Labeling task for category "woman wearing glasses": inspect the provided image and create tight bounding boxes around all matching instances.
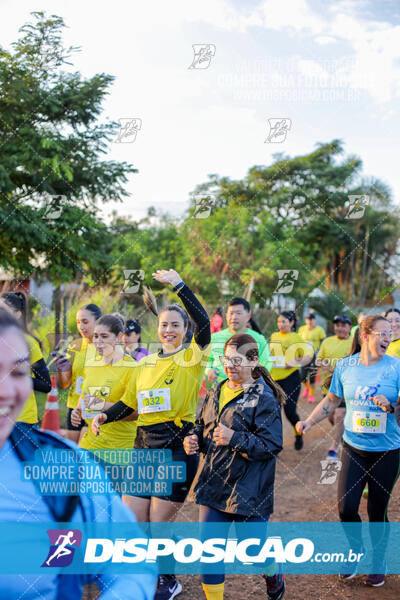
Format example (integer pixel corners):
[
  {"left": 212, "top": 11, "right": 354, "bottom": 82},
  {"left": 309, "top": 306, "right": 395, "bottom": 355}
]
[
  {"left": 184, "top": 334, "right": 285, "bottom": 600},
  {"left": 385, "top": 308, "right": 400, "bottom": 359},
  {"left": 297, "top": 314, "right": 400, "bottom": 587}
]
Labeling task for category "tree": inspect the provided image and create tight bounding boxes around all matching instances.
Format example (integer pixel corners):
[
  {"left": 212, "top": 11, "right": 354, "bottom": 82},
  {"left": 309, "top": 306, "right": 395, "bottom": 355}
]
[
  {"left": 191, "top": 141, "right": 399, "bottom": 308},
  {"left": 0, "top": 11, "right": 136, "bottom": 283}
]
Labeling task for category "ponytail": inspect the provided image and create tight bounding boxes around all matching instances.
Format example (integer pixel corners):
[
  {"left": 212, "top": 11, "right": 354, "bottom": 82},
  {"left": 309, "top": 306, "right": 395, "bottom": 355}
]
[
  {"left": 2, "top": 291, "right": 42, "bottom": 350},
  {"left": 251, "top": 365, "right": 286, "bottom": 405},
  {"left": 143, "top": 286, "right": 158, "bottom": 316},
  {"left": 248, "top": 317, "right": 263, "bottom": 335},
  {"left": 350, "top": 326, "right": 361, "bottom": 355}
]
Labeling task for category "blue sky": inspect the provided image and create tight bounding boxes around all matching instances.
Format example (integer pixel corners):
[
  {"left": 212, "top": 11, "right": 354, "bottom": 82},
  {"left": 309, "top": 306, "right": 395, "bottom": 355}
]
[{"left": 1, "top": 0, "right": 400, "bottom": 221}]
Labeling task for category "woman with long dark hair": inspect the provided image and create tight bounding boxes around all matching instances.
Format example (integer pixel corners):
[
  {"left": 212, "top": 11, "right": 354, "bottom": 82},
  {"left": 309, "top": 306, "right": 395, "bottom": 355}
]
[
  {"left": 55, "top": 303, "right": 101, "bottom": 441},
  {"left": 0, "top": 291, "right": 51, "bottom": 424},
  {"left": 90, "top": 269, "right": 210, "bottom": 600},
  {"left": 184, "top": 333, "right": 285, "bottom": 600},
  {"left": 269, "top": 311, "right": 313, "bottom": 450},
  {"left": 297, "top": 315, "right": 400, "bottom": 587},
  {"left": 70, "top": 314, "right": 138, "bottom": 451}
]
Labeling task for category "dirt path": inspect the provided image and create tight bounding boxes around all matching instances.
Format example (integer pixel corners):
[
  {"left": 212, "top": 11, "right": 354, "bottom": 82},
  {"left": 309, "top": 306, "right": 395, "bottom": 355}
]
[{"left": 84, "top": 387, "right": 400, "bottom": 599}]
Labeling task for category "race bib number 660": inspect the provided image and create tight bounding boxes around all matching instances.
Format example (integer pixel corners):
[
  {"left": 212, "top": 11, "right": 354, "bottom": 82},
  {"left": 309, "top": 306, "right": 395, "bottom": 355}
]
[
  {"left": 137, "top": 388, "right": 171, "bottom": 414},
  {"left": 352, "top": 410, "right": 387, "bottom": 434}
]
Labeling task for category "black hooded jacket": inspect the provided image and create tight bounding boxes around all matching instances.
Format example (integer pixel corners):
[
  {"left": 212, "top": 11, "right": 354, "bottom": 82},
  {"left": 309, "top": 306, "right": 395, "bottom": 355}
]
[{"left": 189, "top": 378, "right": 283, "bottom": 517}]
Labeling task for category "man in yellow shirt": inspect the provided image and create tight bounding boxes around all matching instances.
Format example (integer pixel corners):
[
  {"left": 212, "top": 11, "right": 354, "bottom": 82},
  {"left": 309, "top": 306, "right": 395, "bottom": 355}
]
[
  {"left": 298, "top": 314, "right": 325, "bottom": 403},
  {"left": 316, "top": 314, "right": 352, "bottom": 462}
]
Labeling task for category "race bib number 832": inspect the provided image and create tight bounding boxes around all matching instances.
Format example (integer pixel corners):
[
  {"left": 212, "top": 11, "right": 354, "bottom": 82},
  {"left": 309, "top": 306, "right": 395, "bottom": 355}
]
[{"left": 137, "top": 388, "right": 171, "bottom": 414}]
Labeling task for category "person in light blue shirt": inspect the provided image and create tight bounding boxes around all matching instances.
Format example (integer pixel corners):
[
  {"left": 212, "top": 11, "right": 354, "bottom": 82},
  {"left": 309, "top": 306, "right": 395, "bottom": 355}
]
[
  {"left": 296, "top": 314, "right": 400, "bottom": 588},
  {"left": 0, "top": 307, "right": 157, "bottom": 600}
]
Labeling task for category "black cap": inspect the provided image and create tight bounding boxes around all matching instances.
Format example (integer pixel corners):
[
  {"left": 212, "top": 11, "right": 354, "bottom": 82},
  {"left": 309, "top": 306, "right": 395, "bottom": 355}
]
[
  {"left": 124, "top": 319, "right": 141, "bottom": 335},
  {"left": 333, "top": 314, "right": 352, "bottom": 325},
  {"left": 305, "top": 313, "right": 316, "bottom": 319}
]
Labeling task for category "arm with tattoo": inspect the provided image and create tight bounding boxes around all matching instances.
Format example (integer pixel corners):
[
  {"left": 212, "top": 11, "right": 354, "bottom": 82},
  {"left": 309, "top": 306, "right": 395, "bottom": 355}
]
[{"left": 307, "top": 393, "right": 343, "bottom": 426}]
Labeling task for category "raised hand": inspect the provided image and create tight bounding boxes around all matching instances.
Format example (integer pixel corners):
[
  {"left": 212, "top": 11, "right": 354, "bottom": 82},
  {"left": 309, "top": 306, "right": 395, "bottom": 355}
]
[{"left": 152, "top": 269, "right": 183, "bottom": 287}]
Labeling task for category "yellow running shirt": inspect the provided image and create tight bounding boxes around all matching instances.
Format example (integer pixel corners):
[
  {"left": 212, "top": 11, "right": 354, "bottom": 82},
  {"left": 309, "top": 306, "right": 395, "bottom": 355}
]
[
  {"left": 317, "top": 335, "right": 353, "bottom": 392},
  {"left": 387, "top": 338, "right": 400, "bottom": 359},
  {"left": 17, "top": 334, "right": 42, "bottom": 424},
  {"left": 122, "top": 338, "right": 210, "bottom": 428},
  {"left": 270, "top": 332, "right": 313, "bottom": 381},
  {"left": 298, "top": 325, "right": 326, "bottom": 352},
  {"left": 219, "top": 382, "right": 243, "bottom": 414},
  {"left": 79, "top": 354, "right": 137, "bottom": 451},
  {"left": 66, "top": 338, "right": 96, "bottom": 409}
]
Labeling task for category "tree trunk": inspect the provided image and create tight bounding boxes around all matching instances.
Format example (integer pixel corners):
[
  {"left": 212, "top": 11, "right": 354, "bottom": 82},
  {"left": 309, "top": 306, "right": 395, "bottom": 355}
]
[
  {"left": 360, "top": 249, "right": 376, "bottom": 306},
  {"left": 358, "top": 226, "right": 369, "bottom": 307},
  {"left": 350, "top": 249, "right": 356, "bottom": 304}
]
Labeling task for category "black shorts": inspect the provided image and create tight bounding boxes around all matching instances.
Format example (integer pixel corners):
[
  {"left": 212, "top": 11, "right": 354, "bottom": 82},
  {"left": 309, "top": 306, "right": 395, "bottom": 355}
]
[
  {"left": 129, "top": 421, "right": 198, "bottom": 503},
  {"left": 66, "top": 407, "right": 86, "bottom": 431}
]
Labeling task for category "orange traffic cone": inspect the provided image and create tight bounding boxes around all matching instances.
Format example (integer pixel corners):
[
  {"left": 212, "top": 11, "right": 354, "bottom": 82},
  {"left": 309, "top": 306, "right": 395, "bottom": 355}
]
[{"left": 41, "top": 374, "right": 61, "bottom": 435}]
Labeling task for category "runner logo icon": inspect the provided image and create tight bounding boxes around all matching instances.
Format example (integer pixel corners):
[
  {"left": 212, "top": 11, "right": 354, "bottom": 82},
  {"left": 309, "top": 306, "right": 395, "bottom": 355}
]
[{"left": 42, "top": 529, "right": 82, "bottom": 567}]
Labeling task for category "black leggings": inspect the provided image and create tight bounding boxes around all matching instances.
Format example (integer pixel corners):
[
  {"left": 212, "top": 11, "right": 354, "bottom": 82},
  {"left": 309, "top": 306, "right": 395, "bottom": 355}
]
[
  {"left": 277, "top": 370, "right": 301, "bottom": 428},
  {"left": 338, "top": 441, "right": 400, "bottom": 566},
  {"left": 300, "top": 356, "right": 316, "bottom": 385}
]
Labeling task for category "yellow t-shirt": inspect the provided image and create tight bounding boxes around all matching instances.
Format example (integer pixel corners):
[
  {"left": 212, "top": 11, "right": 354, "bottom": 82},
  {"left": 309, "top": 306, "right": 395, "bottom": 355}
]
[
  {"left": 219, "top": 382, "right": 243, "bottom": 413},
  {"left": 122, "top": 339, "right": 210, "bottom": 428},
  {"left": 387, "top": 338, "right": 400, "bottom": 359},
  {"left": 66, "top": 338, "right": 96, "bottom": 409},
  {"left": 79, "top": 354, "right": 137, "bottom": 451},
  {"left": 270, "top": 331, "right": 313, "bottom": 381},
  {"left": 317, "top": 335, "right": 353, "bottom": 392},
  {"left": 298, "top": 325, "right": 326, "bottom": 352},
  {"left": 17, "top": 334, "right": 42, "bottom": 424}
]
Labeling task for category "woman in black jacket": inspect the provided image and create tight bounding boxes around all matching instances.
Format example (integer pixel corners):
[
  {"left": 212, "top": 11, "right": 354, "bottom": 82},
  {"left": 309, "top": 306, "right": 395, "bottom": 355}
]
[{"left": 184, "top": 333, "right": 285, "bottom": 600}]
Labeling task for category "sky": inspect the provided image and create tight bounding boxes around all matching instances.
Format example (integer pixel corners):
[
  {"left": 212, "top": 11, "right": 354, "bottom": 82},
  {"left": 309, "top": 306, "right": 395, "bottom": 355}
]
[{"left": 1, "top": 0, "right": 400, "bottom": 222}]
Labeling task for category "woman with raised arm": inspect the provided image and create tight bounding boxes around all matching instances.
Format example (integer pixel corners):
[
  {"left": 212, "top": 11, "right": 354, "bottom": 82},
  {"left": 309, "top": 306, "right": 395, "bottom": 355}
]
[{"left": 91, "top": 269, "right": 210, "bottom": 600}]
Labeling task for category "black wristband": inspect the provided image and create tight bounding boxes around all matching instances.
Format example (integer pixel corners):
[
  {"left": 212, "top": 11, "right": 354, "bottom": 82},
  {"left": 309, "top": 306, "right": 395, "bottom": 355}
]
[{"left": 173, "top": 280, "right": 185, "bottom": 292}]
